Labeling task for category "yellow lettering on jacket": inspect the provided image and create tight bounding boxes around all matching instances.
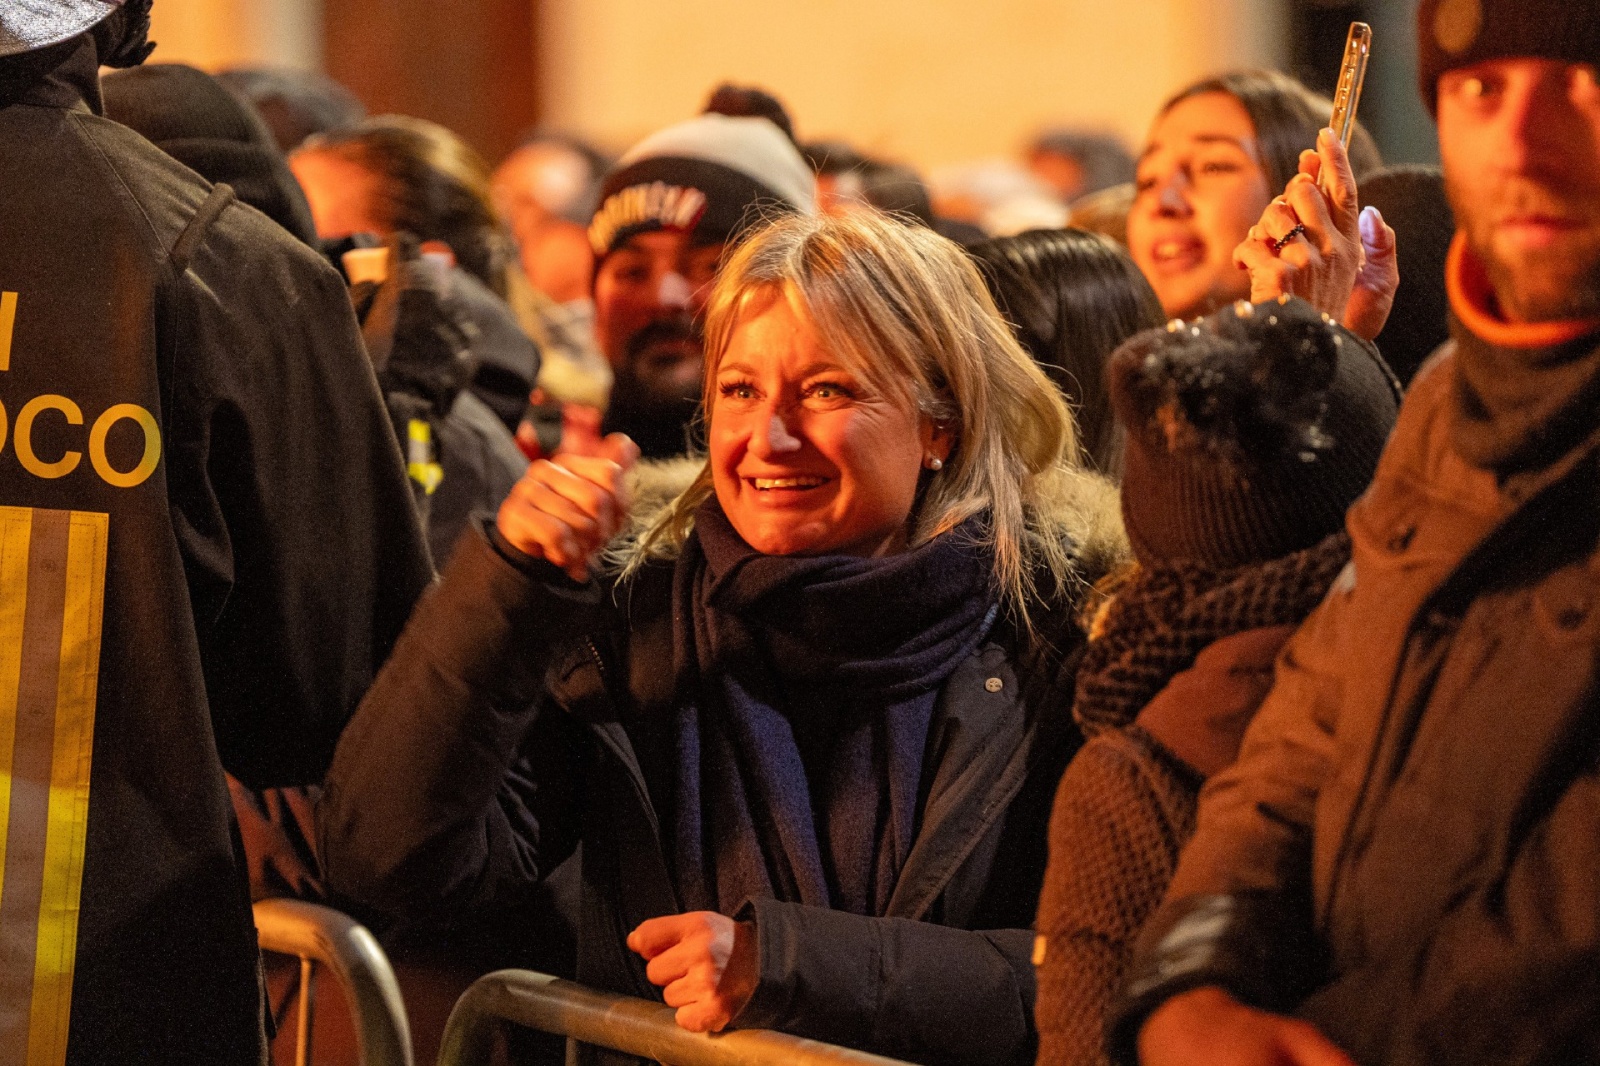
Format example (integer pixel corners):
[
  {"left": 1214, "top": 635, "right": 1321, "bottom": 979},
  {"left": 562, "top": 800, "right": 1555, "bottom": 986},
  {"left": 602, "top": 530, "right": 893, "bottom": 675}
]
[
  {"left": 0, "top": 297, "right": 163, "bottom": 490},
  {"left": 15, "top": 397, "right": 82, "bottom": 481},
  {"left": 87, "top": 406, "right": 160, "bottom": 490},
  {"left": 0, "top": 293, "right": 16, "bottom": 373}
]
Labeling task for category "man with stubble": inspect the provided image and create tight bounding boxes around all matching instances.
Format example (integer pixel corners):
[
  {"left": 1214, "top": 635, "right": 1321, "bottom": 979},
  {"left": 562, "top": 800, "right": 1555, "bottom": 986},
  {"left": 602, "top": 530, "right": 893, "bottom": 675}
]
[{"left": 587, "top": 113, "right": 815, "bottom": 459}]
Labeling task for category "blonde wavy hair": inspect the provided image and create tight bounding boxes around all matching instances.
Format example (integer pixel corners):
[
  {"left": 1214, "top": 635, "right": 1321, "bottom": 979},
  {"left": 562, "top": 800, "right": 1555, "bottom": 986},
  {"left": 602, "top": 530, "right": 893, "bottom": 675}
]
[{"left": 623, "top": 210, "right": 1090, "bottom": 620}]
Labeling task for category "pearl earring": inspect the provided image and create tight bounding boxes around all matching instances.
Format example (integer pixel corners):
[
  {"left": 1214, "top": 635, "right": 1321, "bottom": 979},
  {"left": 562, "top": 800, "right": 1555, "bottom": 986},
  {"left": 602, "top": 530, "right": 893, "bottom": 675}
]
[{"left": 926, "top": 457, "right": 943, "bottom": 471}]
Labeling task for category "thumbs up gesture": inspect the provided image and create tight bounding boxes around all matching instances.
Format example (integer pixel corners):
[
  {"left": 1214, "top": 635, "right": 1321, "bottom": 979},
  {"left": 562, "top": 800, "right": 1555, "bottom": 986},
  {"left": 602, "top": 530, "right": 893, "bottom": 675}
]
[{"left": 495, "top": 433, "right": 641, "bottom": 581}]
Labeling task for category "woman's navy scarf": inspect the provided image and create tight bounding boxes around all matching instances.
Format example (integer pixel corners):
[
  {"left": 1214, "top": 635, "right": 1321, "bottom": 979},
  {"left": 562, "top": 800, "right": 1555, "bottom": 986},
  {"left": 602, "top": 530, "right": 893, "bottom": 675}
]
[{"left": 669, "top": 499, "right": 997, "bottom": 918}]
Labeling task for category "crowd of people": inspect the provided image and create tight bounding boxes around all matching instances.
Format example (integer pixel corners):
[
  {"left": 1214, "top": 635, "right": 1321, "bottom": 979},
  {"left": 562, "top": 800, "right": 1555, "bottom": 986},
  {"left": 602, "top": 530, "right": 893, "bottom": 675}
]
[{"left": 0, "top": 0, "right": 1596, "bottom": 1064}]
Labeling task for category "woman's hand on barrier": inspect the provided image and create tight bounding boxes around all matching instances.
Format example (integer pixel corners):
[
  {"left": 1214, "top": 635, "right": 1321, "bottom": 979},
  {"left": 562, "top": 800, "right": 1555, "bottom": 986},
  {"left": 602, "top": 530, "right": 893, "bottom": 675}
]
[
  {"left": 628, "top": 911, "right": 759, "bottom": 1033},
  {"left": 1233, "top": 129, "right": 1397, "bottom": 341},
  {"left": 1138, "top": 987, "right": 1357, "bottom": 1066},
  {"left": 495, "top": 432, "right": 640, "bottom": 581}
]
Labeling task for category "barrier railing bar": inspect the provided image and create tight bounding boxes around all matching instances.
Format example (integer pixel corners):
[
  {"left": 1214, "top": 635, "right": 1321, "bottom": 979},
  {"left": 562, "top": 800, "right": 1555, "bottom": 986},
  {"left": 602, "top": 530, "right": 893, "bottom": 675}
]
[
  {"left": 437, "top": 969, "right": 921, "bottom": 1066},
  {"left": 296, "top": 956, "right": 315, "bottom": 1066},
  {"left": 254, "top": 897, "right": 415, "bottom": 1066}
]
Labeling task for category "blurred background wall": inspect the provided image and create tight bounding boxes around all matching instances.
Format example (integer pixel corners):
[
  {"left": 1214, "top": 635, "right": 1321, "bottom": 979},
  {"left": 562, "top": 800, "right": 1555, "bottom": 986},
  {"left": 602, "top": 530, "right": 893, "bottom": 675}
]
[
  {"left": 148, "top": 0, "right": 321, "bottom": 71},
  {"left": 537, "top": 0, "right": 1288, "bottom": 166},
  {"left": 145, "top": 0, "right": 1436, "bottom": 167}
]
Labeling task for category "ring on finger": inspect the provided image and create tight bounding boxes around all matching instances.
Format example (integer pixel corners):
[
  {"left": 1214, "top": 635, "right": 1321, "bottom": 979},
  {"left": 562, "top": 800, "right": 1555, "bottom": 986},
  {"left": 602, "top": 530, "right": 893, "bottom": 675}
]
[{"left": 1270, "top": 223, "right": 1307, "bottom": 254}]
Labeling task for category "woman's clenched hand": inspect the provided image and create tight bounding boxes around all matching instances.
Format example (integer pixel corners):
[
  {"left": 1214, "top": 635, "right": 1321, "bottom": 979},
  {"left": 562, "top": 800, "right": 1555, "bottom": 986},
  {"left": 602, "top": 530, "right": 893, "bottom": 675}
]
[
  {"left": 495, "top": 432, "right": 640, "bottom": 581},
  {"left": 628, "top": 911, "right": 759, "bottom": 1033}
]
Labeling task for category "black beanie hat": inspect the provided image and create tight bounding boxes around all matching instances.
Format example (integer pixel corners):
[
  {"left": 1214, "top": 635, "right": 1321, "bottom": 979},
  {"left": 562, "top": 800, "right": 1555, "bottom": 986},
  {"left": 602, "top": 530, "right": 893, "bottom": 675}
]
[
  {"left": 588, "top": 113, "right": 814, "bottom": 263},
  {"left": 1111, "top": 297, "right": 1401, "bottom": 570},
  {"left": 1418, "top": 0, "right": 1600, "bottom": 114},
  {"left": 102, "top": 63, "right": 319, "bottom": 246}
]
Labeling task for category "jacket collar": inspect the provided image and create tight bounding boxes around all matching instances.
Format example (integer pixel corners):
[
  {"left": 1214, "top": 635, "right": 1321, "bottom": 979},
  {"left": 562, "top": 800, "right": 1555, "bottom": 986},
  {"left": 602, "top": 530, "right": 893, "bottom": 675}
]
[
  {"left": 0, "top": 34, "right": 103, "bottom": 113},
  {"left": 1446, "top": 233, "right": 1600, "bottom": 350},
  {"left": 1446, "top": 234, "right": 1600, "bottom": 477}
]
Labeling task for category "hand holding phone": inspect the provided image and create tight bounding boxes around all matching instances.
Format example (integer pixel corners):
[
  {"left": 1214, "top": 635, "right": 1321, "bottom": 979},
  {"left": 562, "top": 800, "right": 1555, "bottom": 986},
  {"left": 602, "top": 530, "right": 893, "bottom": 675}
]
[{"left": 1232, "top": 21, "right": 1396, "bottom": 339}]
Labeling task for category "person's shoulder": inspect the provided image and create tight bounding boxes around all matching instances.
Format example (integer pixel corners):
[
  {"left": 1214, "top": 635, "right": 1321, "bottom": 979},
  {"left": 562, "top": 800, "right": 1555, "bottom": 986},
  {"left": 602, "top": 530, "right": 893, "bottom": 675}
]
[
  {"left": 1400, "top": 341, "right": 1458, "bottom": 423},
  {"left": 72, "top": 111, "right": 340, "bottom": 288},
  {"left": 1363, "top": 339, "right": 1481, "bottom": 501},
  {"left": 196, "top": 195, "right": 344, "bottom": 289},
  {"left": 61, "top": 110, "right": 213, "bottom": 258},
  {"left": 1037, "top": 464, "right": 1130, "bottom": 591}
]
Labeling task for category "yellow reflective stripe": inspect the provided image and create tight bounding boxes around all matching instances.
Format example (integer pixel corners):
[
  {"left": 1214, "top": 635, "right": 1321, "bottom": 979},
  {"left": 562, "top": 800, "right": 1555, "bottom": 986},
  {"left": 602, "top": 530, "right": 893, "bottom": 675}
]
[
  {"left": 406, "top": 418, "right": 443, "bottom": 495},
  {"left": 26, "top": 512, "right": 105, "bottom": 1066},
  {"left": 0, "top": 507, "right": 106, "bottom": 1066},
  {"left": 0, "top": 508, "right": 35, "bottom": 909}
]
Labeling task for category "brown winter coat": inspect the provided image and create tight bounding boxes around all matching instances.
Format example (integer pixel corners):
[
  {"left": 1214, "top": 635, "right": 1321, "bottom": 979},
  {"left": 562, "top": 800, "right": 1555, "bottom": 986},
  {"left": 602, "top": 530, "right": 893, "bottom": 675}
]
[{"left": 1116, "top": 344, "right": 1600, "bottom": 1065}]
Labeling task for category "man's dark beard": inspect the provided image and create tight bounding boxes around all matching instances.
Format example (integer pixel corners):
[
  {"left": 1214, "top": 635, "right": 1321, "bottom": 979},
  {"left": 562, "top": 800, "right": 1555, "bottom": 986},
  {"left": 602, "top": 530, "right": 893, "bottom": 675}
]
[
  {"left": 1449, "top": 173, "right": 1600, "bottom": 323},
  {"left": 601, "top": 315, "right": 706, "bottom": 458}
]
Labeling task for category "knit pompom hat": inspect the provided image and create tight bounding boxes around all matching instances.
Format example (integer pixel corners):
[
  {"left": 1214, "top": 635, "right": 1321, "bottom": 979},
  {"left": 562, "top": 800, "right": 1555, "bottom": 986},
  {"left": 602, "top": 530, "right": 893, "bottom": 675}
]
[
  {"left": 1111, "top": 297, "right": 1401, "bottom": 570},
  {"left": 1418, "top": 0, "right": 1600, "bottom": 114},
  {"left": 587, "top": 113, "right": 815, "bottom": 261}
]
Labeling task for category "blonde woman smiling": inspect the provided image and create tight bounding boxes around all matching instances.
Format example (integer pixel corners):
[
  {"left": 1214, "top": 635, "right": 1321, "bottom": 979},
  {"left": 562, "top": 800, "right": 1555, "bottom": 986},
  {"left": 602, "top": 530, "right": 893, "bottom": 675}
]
[{"left": 321, "top": 211, "right": 1124, "bottom": 1066}]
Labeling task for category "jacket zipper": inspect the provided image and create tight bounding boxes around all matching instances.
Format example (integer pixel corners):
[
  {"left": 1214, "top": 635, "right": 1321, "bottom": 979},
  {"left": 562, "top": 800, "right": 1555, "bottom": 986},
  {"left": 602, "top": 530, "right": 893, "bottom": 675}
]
[{"left": 582, "top": 635, "right": 610, "bottom": 688}]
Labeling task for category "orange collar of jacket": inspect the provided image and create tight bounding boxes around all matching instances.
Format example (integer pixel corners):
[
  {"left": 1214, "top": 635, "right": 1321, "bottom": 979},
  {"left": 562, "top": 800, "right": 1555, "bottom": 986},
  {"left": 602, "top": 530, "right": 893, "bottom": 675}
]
[{"left": 1446, "top": 233, "right": 1600, "bottom": 350}]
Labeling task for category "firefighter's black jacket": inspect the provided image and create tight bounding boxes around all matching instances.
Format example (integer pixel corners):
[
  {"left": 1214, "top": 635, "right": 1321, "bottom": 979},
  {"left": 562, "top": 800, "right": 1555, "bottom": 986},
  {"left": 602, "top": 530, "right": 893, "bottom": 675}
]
[{"left": 0, "top": 35, "right": 432, "bottom": 1064}]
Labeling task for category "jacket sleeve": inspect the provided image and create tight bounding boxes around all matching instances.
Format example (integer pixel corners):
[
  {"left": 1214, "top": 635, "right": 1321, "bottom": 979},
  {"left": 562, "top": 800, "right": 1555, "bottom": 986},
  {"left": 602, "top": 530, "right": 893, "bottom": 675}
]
[
  {"left": 317, "top": 524, "right": 605, "bottom": 920},
  {"left": 1033, "top": 730, "right": 1199, "bottom": 1066},
  {"left": 734, "top": 898, "right": 1035, "bottom": 1066},
  {"left": 167, "top": 203, "right": 435, "bottom": 787},
  {"left": 1105, "top": 574, "right": 1353, "bottom": 1060}
]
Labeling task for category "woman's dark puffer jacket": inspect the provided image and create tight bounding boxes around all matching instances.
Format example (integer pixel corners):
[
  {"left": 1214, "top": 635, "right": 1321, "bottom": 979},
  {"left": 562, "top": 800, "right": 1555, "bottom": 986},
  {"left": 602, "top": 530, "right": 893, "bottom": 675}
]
[{"left": 319, "top": 510, "right": 1121, "bottom": 1066}]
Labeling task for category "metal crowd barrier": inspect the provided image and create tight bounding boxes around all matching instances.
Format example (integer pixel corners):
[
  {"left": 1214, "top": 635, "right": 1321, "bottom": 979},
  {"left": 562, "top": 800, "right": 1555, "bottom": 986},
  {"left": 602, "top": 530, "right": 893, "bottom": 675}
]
[
  {"left": 436, "top": 969, "right": 920, "bottom": 1066},
  {"left": 253, "top": 897, "right": 415, "bottom": 1066}
]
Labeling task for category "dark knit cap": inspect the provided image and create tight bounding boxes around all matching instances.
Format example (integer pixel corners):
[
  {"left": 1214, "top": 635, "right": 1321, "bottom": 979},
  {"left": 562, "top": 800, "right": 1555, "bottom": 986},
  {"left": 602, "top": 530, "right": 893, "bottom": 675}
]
[
  {"left": 1111, "top": 297, "right": 1401, "bottom": 569},
  {"left": 102, "top": 63, "right": 319, "bottom": 245},
  {"left": 1418, "top": 0, "right": 1600, "bottom": 114},
  {"left": 1364, "top": 165, "right": 1454, "bottom": 387},
  {"left": 588, "top": 113, "right": 814, "bottom": 261}
]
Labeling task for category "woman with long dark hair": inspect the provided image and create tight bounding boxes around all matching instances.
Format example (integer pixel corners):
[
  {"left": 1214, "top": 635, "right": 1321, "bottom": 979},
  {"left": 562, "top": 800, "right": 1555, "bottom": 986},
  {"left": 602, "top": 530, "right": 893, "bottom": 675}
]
[
  {"left": 970, "top": 228, "right": 1165, "bottom": 477},
  {"left": 1128, "top": 70, "right": 1394, "bottom": 339}
]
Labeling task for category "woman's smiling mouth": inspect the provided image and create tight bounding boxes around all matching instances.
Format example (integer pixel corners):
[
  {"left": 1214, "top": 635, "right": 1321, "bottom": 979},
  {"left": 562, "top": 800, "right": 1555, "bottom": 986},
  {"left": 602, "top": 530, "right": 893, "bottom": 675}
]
[{"left": 749, "top": 476, "right": 829, "bottom": 491}]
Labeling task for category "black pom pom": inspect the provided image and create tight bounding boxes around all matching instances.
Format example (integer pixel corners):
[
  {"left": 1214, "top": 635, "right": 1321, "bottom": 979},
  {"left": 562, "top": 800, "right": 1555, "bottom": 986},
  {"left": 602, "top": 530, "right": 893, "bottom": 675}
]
[{"left": 1119, "top": 302, "right": 1343, "bottom": 470}]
